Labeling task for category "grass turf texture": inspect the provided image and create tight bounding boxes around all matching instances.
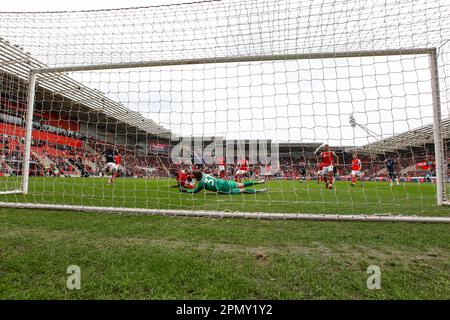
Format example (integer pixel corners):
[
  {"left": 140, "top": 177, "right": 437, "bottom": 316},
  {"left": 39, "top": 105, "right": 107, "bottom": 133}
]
[
  {"left": 0, "top": 208, "right": 449, "bottom": 299},
  {"left": 1, "top": 177, "right": 450, "bottom": 216}
]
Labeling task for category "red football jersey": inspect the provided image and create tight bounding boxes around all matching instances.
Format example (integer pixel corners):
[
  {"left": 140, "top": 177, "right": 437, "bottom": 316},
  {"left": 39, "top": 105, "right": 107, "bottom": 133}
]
[
  {"left": 176, "top": 170, "right": 194, "bottom": 188},
  {"left": 351, "top": 158, "right": 361, "bottom": 171},
  {"left": 239, "top": 159, "right": 248, "bottom": 170},
  {"left": 114, "top": 154, "right": 121, "bottom": 165},
  {"left": 320, "top": 151, "right": 335, "bottom": 166},
  {"left": 177, "top": 170, "right": 187, "bottom": 182},
  {"left": 217, "top": 156, "right": 225, "bottom": 166}
]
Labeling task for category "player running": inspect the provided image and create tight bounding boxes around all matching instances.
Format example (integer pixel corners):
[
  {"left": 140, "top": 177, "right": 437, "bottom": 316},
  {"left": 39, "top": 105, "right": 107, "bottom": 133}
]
[
  {"left": 350, "top": 153, "right": 363, "bottom": 187},
  {"left": 102, "top": 149, "right": 122, "bottom": 185},
  {"left": 235, "top": 157, "right": 249, "bottom": 182},
  {"left": 181, "top": 171, "right": 267, "bottom": 194},
  {"left": 319, "top": 144, "right": 339, "bottom": 189},
  {"left": 385, "top": 157, "right": 400, "bottom": 187}
]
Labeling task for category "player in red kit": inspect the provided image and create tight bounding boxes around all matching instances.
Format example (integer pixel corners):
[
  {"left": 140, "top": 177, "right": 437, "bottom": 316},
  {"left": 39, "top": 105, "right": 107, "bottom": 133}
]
[
  {"left": 350, "top": 153, "right": 362, "bottom": 187},
  {"left": 216, "top": 156, "right": 226, "bottom": 179},
  {"left": 235, "top": 158, "right": 249, "bottom": 182},
  {"left": 106, "top": 151, "right": 122, "bottom": 185},
  {"left": 114, "top": 154, "right": 121, "bottom": 166},
  {"left": 317, "top": 162, "right": 324, "bottom": 183},
  {"left": 176, "top": 169, "right": 194, "bottom": 189},
  {"left": 319, "top": 144, "right": 338, "bottom": 189}
]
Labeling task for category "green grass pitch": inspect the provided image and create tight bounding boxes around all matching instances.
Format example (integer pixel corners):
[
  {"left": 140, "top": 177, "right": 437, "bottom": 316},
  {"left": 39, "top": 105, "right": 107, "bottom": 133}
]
[{"left": 0, "top": 177, "right": 449, "bottom": 299}]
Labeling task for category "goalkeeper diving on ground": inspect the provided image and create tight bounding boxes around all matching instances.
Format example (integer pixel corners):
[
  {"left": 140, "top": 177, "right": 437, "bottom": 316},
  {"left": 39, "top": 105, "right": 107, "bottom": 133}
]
[{"left": 179, "top": 171, "right": 267, "bottom": 194}]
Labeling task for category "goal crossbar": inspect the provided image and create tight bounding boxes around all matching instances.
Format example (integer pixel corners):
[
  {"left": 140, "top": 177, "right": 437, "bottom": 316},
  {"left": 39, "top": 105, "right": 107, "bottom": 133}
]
[{"left": 33, "top": 48, "right": 436, "bottom": 74}]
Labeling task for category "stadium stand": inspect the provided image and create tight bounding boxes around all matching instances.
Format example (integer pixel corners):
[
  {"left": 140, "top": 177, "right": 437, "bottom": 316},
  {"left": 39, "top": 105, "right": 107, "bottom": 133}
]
[{"left": 0, "top": 38, "right": 173, "bottom": 178}]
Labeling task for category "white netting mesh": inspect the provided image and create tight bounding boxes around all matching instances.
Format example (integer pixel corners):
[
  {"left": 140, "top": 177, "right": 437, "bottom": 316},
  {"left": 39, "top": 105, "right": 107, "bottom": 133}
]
[
  {"left": 0, "top": 0, "right": 449, "bottom": 66},
  {"left": 0, "top": 0, "right": 449, "bottom": 216}
]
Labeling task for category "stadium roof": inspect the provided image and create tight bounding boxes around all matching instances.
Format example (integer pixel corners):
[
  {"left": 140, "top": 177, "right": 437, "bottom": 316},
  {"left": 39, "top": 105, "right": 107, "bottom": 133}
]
[
  {"left": 0, "top": 39, "right": 171, "bottom": 138},
  {"left": 350, "top": 118, "right": 450, "bottom": 154}
]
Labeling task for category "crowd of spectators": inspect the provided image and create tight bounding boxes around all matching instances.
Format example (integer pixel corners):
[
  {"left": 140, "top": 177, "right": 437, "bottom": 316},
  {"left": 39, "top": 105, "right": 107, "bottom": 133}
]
[
  {"left": 0, "top": 111, "right": 445, "bottom": 180},
  {"left": 0, "top": 129, "right": 444, "bottom": 181}
]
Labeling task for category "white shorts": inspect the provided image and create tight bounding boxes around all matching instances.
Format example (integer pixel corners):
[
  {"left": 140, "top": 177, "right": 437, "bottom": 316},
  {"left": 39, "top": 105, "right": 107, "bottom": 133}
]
[
  {"left": 321, "top": 165, "right": 334, "bottom": 175},
  {"left": 235, "top": 169, "right": 248, "bottom": 175},
  {"left": 218, "top": 165, "right": 225, "bottom": 172},
  {"left": 185, "top": 179, "right": 195, "bottom": 187},
  {"left": 103, "top": 162, "right": 117, "bottom": 173},
  {"left": 351, "top": 170, "right": 362, "bottom": 176}
]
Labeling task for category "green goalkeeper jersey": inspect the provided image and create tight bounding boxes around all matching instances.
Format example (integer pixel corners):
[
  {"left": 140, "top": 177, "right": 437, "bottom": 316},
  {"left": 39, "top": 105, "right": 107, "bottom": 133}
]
[{"left": 183, "top": 174, "right": 236, "bottom": 193}]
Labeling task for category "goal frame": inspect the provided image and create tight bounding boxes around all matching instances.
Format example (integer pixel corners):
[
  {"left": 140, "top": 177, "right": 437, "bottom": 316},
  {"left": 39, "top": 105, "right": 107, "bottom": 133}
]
[{"left": 1, "top": 47, "right": 448, "bottom": 220}]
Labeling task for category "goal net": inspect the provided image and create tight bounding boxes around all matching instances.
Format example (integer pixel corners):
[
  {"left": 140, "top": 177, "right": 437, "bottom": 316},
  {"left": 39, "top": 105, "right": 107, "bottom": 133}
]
[{"left": 0, "top": 0, "right": 449, "bottom": 219}]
